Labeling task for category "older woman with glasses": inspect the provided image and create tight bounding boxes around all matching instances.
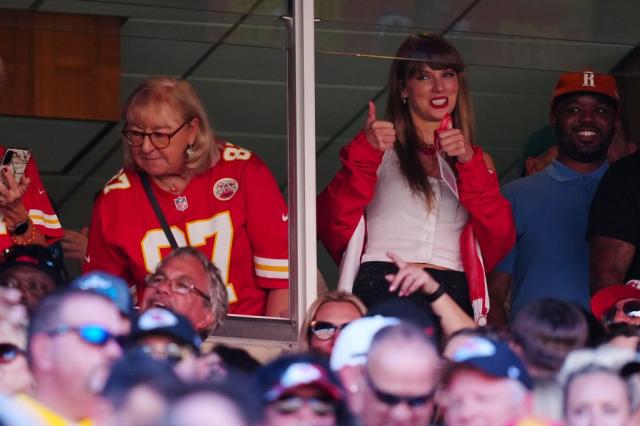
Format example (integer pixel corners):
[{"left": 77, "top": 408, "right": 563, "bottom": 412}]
[
  {"left": 299, "top": 291, "right": 367, "bottom": 356},
  {"left": 84, "top": 77, "right": 289, "bottom": 317}
]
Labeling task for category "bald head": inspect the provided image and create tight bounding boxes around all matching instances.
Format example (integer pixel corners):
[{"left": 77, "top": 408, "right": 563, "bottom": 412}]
[{"left": 360, "top": 323, "right": 440, "bottom": 426}]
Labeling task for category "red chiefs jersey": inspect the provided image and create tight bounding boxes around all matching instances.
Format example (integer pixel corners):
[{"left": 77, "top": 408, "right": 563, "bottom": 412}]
[
  {"left": 0, "top": 147, "right": 63, "bottom": 249},
  {"left": 84, "top": 143, "right": 289, "bottom": 315}
]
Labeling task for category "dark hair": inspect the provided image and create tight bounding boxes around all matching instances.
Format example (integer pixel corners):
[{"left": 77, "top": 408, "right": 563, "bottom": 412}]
[
  {"left": 213, "top": 344, "right": 261, "bottom": 374},
  {"left": 102, "top": 350, "right": 184, "bottom": 409},
  {"left": 511, "top": 299, "right": 588, "bottom": 377},
  {"left": 446, "top": 324, "right": 509, "bottom": 343},
  {"left": 387, "top": 33, "right": 474, "bottom": 207}
]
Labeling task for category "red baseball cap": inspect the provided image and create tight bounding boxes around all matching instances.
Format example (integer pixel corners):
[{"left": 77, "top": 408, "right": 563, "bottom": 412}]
[
  {"left": 551, "top": 69, "right": 619, "bottom": 107},
  {"left": 590, "top": 283, "right": 640, "bottom": 322}
]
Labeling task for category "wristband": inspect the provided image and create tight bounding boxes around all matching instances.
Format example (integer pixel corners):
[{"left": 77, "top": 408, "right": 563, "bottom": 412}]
[
  {"left": 8, "top": 216, "right": 31, "bottom": 236},
  {"left": 425, "top": 284, "right": 446, "bottom": 304}
]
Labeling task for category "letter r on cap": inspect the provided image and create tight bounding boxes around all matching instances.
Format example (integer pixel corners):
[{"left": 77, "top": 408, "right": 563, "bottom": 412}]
[{"left": 583, "top": 71, "right": 595, "bottom": 87}]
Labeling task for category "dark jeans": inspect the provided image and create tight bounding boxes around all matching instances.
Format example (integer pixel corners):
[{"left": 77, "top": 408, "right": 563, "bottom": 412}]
[{"left": 353, "top": 261, "right": 473, "bottom": 316}]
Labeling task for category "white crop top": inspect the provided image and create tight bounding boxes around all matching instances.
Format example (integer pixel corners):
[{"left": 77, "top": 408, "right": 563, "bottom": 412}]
[{"left": 361, "top": 150, "right": 468, "bottom": 271}]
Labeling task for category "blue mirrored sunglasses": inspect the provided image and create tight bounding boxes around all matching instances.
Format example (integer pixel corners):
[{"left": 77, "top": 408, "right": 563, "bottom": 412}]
[{"left": 47, "top": 324, "right": 125, "bottom": 347}]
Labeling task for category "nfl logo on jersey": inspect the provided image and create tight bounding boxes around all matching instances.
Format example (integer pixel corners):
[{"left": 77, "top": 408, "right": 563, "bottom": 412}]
[{"left": 174, "top": 195, "right": 188, "bottom": 211}]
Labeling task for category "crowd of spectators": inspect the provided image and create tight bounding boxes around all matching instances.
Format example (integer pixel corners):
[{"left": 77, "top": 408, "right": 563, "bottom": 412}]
[{"left": 1, "top": 32, "right": 640, "bottom": 426}]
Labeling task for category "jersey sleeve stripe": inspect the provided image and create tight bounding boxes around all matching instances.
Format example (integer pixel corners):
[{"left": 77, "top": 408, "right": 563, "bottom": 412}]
[
  {"left": 253, "top": 256, "right": 288, "bottom": 267},
  {"left": 255, "top": 268, "right": 288, "bottom": 279},
  {"left": 29, "top": 210, "right": 62, "bottom": 229},
  {"left": 255, "top": 264, "right": 288, "bottom": 273}
]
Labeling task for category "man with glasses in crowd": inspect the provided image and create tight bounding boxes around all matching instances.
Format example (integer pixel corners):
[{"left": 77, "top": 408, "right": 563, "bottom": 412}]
[
  {"left": 140, "top": 246, "right": 228, "bottom": 338},
  {"left": 591, "top": 282, "right": 640, "bottom": 328},
  {"left": 358, "top": 322, "right": 439, "bottom": 426},
  {"left": 10, "top": 288, "right": 126, "bottom": 425}
]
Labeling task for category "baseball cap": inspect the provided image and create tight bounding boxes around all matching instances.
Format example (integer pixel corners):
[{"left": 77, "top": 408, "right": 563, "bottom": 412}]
[
  {"left": 0, "top": 244, "right": 67, "bottom": 287},
  {"left": 444, "top": 336, "right": 533, "bottom": 390},
  {"left": 131, "top": 307, "right": 202, "bottom": 351},
  {"left": 71, "top": 271, "right": 133, "bottom": 317},
  {"left": 551, "top": 69, "right": 619, "bottom": 108},
  {"left": 590, "top": 282, "right": 640, "bottom": 322},
  {"left": 258, "top": 354, "right": 343, "bottom": 402},
  {"left": 330, "top": 315, "right": 400, "bottom": 371}
]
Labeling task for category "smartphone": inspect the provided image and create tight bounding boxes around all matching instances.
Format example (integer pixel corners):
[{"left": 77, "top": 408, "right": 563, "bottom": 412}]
[{"left": 1, "top": 148, "right": 31, "bottom": 185}]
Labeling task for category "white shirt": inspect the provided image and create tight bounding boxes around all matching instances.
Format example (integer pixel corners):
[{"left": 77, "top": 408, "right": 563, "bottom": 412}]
[{"left": 361, "top": 150, "right": 467, "bottom": 271}]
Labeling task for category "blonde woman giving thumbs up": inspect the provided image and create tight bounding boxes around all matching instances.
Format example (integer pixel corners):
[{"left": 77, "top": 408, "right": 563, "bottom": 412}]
[{"left": 317, "top": 33, "right": 515, "bottom": 325}]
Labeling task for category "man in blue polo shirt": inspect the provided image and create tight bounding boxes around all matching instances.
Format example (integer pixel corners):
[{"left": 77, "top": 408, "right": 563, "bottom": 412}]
[{"left": 488, "top": 70, "right": 618, "bottom": 324}]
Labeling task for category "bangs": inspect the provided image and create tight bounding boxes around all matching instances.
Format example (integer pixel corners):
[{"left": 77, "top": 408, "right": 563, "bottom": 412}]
[
  {"left": 395, "top": 34, "right": 465, "bottom": 81},
  {"left": 404, "top": 56, "right": 464, "bottom": 78}
]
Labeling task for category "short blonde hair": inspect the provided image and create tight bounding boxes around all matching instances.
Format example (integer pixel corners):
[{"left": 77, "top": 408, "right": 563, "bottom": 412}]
[
  {"left": 122, "top": 76, "right": 220, "bottom": 175},
  {"left": 298, "top": 291, "right": 367, "bottom": 352}
]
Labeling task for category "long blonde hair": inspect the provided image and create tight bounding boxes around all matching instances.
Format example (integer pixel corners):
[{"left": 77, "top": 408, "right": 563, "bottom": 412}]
[
  {"left": 122, "top": 76, "right": 220, "bottom": 175},
  {"left": 387, "top": 33, "right": 475, "bottom": 206},
  {"left": 298, "top": 291, "right": 367, "bottom": 352}
]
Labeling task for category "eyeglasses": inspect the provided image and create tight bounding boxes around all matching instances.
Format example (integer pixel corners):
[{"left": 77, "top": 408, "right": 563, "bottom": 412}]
[
  {"left": 365, "top": 371, "right": 435, "bottom": 407},
  {"left": 271, "top": 396, "right": 336, "bottom": 416},
  {"left": 309, "top": 321, "right": 351, "bottom": 340},
  {"left": 46, "top": 324, "right": 124, "bottom": 347},
  {"left": 122, "top": 121, "right": 188, "bottom": 149},
  {"left": 145, "top": 273, "right": 211, "bottom": 302},
  {"left": 621, "top": 300, "right": 640, "bottom": 318},
  {"left": 0, "top": 343, "right": 23, "bottom": 364}
]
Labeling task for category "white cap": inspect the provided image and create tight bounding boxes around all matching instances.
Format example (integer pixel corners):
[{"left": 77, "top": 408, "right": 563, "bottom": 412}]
[{"left": 330, "top": 315, "right": 400, "bottom": 371}]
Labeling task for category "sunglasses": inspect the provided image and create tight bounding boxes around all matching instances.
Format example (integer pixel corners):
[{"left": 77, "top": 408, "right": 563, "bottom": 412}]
[
  {"left": 46, "top": 324, "right": 124, "bottom": 347},
  {"left": 365, "top": 371, "right": 435, "bottom": 407},
  {"left": 0, "top": 343, "right": 23, "bottom": 364},
  {"left": 309, "top": 321, "right": 351, "bottom": 340},
  {"left": 271, "top": 396, "right": 336, "bottom": 416}
]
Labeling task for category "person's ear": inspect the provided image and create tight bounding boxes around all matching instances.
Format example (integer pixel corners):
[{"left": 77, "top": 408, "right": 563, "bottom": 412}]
[
  {"left": 195, "top": 308, "right": 214, "bottom": 335},
  {"left": 524, "top": 157, "right": 538, "bottom": 176}
]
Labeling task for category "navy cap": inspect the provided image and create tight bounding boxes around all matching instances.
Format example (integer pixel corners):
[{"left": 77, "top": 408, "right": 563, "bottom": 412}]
[
  {"left": 71, "top": 271, "right": 133, "bottom": 317},
  {"left": 446, "top": 336, "right": 533, "bottom": 390},
  {"left": 131, "top": 307, "right": 202, "bottom": 351},
  {"left": 367, "top": 298, "right": 441, "bottom": 342},
  {"left": 0, "top": 244, "right": 67, "bottom": 287},
  {"left": 258, "top": 354, "right": 343, "bottom": 403}
]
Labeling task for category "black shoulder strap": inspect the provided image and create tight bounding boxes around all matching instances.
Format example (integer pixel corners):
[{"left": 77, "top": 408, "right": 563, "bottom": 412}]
[{"left": 139, "top": 173, "right": 179, "bottom": 249}]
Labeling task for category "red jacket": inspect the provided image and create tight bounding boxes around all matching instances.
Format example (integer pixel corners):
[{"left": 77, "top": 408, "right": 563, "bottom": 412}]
[{"left": 317, "top": 132, "right": 516, "bottom": 324}]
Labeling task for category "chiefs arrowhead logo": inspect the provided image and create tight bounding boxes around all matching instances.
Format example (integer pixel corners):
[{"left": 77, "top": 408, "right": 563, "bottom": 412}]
[{"left": 213, "top": 178, "right": 239, "bottom": 201}]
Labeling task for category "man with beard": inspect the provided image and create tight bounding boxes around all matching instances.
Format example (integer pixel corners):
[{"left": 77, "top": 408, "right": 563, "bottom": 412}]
[
  {"left": 140, "top": 246, "right": 228, "bottom": 338},
  {"left": 488, "top": 70, "right": 617, "bottom": 324}
]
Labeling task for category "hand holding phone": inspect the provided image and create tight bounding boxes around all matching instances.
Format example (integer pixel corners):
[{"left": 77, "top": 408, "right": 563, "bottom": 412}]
[
  {"left": 1, "top": 148, "right": 31, "bottom": 185},
  {"left": 0, "top": 148, "right": 32, "bottom": 210}
]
